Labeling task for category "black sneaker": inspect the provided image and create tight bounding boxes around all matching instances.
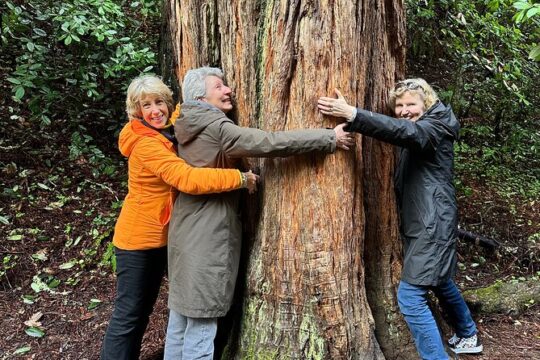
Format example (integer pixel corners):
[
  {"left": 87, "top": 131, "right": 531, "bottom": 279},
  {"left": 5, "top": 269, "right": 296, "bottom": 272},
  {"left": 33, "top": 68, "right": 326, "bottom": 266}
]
[{"left": 449, "top": 334, "right": 483, "bottom": 354}]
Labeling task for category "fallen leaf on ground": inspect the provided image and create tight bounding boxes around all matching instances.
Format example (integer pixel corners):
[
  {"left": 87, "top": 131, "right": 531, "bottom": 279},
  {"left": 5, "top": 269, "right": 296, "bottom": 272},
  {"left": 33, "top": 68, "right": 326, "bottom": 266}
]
[{"left": 24, "top": 311, "right": 43, "bottom": 327}]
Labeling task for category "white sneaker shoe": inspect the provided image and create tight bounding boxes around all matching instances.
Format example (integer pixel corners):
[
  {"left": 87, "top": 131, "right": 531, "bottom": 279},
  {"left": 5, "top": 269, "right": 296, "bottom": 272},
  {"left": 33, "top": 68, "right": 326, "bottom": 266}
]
[{"left": 449, "top": 334, "right": 483, "bottom": 354}]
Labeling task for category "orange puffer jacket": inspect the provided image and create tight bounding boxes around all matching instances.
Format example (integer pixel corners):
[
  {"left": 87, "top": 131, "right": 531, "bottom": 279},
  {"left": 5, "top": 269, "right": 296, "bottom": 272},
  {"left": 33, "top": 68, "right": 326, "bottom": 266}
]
[{"left": 113, "top": 119, "right": 242, "bottom": 250}]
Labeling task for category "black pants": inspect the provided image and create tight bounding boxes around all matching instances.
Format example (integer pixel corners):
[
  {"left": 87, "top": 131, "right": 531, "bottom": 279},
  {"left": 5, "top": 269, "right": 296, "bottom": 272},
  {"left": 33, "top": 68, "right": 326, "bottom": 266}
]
[{"left": 100, "top": 246, "right": 167, "bottom": 360}]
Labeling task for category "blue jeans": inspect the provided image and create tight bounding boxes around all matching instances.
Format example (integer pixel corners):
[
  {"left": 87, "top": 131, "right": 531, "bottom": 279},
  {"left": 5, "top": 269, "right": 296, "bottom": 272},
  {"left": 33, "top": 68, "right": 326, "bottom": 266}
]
[
  {"left": 398, "top": 279, "right": 477, "bottom": 360},
  {"left": 100, "top": 246, "right": 167, "bottom": 360},
  {"left": 163, "top": 309, "right": 217, "bottom": 360}
]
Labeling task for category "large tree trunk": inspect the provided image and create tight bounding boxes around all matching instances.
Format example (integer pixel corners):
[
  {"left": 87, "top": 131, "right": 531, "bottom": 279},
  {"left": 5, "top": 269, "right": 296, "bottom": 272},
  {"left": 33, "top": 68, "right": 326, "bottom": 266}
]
[
  {"left": 163, "top": 1, "right": 413, "bottom": 358},
  {"left": 359, "top": 5, "right": 416, "bottom": 358}
]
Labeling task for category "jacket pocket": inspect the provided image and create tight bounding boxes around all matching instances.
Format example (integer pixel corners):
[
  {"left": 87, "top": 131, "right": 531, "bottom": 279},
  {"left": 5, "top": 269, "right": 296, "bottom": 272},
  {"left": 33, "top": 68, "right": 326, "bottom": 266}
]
[
  {"left": 432, "top": 186, "right": 458, "bottom": 244},
  {"left": 159, "top": 194, "right": 173, "bottom": 225},
  {"left": 402, "top": 187, "right": 437, "bottom": 239}
]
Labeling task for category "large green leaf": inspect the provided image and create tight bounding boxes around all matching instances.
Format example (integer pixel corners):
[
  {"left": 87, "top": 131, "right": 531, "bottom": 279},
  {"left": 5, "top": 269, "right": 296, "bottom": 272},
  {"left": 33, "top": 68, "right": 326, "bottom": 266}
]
[
  {"left": 25, "top": 327, "right": 45, "bottom": 338},
  {"left": 529, "top": 45, "right": 540, "bottom": 61},
  {"left": 13, "top": 346, "right": 32, "bottom": 355}
]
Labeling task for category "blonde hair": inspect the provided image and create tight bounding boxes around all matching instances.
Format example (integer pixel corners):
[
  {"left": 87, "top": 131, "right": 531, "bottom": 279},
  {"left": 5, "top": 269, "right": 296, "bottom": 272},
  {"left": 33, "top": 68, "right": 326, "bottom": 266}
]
[
  {"left": 388, "top": 78, "right": 439, "bottom": 111},
  {"left": 125, "top": 75, "right": 174, "bottom": 120}
]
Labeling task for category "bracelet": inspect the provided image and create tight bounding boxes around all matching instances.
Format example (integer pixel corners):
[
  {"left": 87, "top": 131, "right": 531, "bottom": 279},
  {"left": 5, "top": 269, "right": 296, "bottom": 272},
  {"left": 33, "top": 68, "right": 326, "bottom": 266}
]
[{"left": 241, "top": 172, "right": 248, "bottom": 188}]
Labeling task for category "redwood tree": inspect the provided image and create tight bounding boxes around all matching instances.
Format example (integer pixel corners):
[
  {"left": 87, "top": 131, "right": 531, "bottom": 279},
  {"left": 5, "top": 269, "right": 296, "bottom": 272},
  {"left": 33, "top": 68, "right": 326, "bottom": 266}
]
[{"left": 163, "top": 0, "right": 415, "bottom": 358}]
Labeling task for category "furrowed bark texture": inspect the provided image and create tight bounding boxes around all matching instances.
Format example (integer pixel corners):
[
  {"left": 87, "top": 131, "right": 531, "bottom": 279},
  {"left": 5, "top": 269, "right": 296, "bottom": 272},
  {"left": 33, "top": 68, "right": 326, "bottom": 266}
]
[
  {"left": 360, "top": 1, "right": 416, "bottom": 359},
  {"left": 164, "top": 1, "right": 409, "bottom": 358}
]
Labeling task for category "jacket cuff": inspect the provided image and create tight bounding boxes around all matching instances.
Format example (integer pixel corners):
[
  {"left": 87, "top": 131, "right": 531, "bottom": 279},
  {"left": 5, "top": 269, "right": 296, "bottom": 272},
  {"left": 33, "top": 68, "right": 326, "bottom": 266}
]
[
  {"left": 328, "top": 129, "right": 337, "bottom": 153},
  {"left": 349, "top": 107, "right": 357, "bottom": 121},
  {"left": 343, "top": 108, "right": 358, "bottom": 132},
  {"left": 237, "top": 170, "right": 244, "bottom": 188}
]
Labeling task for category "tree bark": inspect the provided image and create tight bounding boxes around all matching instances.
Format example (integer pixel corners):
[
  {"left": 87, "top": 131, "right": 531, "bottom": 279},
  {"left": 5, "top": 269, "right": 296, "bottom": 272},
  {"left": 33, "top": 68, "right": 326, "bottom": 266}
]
[
  {"left": 163, "top": 1, "right": 412, "bottom": 358},
  {"left": 359, "top": 4, "right": 416, "bottom": 358}
]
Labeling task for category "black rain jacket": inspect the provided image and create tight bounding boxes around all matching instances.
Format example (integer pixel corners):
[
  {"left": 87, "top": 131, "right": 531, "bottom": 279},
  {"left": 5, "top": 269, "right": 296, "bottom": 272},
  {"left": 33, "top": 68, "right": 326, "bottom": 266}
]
[{"left": 345, "top": 101, "right": 460, "bottom": 286}]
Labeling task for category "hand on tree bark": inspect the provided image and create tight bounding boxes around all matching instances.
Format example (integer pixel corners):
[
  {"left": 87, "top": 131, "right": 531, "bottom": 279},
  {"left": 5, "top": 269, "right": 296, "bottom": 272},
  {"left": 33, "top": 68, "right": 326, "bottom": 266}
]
[
  {"left": 243, "top": 170, "right": 259, "bottom": 194},
  {"left": 334, "top": 123, "right": 355, "bottom": 150},
  {"left": 318, "top": 89, "right": 356, "bottom": 120}
]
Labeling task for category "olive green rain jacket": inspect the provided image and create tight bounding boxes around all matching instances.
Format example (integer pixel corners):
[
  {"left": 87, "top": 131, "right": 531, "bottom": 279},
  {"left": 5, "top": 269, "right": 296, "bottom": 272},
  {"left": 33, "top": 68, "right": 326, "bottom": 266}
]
[{"left": 168, "top": 100, "right": 336, "bottom": 317}]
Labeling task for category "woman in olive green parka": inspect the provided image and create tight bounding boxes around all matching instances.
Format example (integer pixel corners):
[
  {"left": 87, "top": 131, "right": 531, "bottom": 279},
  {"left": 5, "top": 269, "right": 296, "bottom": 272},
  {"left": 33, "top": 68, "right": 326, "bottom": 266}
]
[{"left": 163, "top": 67, "right": 354, "bottom": 360}]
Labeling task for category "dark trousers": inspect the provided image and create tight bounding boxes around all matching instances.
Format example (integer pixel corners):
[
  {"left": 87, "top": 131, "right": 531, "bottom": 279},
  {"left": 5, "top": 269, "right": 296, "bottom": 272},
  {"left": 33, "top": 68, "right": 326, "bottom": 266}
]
[{"left": 100, "top": 246, "right": 167, "bottom": 360}]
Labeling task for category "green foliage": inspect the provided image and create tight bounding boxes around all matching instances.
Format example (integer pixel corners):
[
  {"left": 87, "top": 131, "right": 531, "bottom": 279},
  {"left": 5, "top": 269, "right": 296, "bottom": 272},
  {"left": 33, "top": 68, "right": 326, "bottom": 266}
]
[
  {"left": 1, "top": 0, "right": 160, "bottom": 126},
  {"left": 69, "top": 127, "right": 119, "bottom": 177},
  {"left": 406, "top": 0, "right": 540, "bottom": 200},
  {"left": 513, "top": 1, "right": 540, "bottom": 60},
  {"left": 407, "top": 0, "right": 539, "bottom": 117},
  {"left": 100, "top": 241, "right": 117, "bottom": 271},
  {"left": 65, "top": 206, "right": 120, "bottom": 269},
  {"left": 1, "top": 254, "right": 18, "bottom": 279},
  {"left": 30, "top": 273, "right": 61, "bottom": 293},
  {"left": 454, "top": 121, "right": 540, "bottom": 198},
  {"left": 87, "top": 298, "right": 102, "bottom": 310}
]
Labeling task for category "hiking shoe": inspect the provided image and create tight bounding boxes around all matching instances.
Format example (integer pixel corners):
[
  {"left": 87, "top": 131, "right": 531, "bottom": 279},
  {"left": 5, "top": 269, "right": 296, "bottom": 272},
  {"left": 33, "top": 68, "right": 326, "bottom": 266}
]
[
  {"left": 449, "top": 334, "right": 483, "bottom": 354},
  {"left": 447, "top": 333, "right": 460, "bottom": 347}
]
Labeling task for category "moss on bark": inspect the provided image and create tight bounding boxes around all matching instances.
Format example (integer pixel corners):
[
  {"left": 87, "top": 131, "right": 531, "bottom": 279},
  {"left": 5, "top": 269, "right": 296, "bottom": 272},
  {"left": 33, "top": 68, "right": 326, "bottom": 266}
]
[{"left": 463, "top": 278, "right": 540, "bottom": 315}]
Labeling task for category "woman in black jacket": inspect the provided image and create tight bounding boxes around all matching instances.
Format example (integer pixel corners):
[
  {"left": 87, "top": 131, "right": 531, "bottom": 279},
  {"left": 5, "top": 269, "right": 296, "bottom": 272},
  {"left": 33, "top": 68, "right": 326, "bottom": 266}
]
[{"left": 318, "top": 79, "right": 482, "bottom": 359}]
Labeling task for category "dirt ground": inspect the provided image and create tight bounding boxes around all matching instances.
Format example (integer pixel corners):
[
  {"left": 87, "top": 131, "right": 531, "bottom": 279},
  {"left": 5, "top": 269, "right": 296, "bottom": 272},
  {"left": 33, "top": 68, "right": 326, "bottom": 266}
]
[
  {"left": 1, "top": 253, "right": 539, "bottom": 360},
  {"left": 1, "top": 284, "right": 538, "bottom": 360}
]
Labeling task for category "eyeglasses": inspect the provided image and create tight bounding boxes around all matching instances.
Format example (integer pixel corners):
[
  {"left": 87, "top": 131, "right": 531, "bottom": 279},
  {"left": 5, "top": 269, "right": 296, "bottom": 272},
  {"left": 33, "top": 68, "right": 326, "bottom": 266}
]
[{"left": 394, "top": 80, "right": 424, "bottom": 92}]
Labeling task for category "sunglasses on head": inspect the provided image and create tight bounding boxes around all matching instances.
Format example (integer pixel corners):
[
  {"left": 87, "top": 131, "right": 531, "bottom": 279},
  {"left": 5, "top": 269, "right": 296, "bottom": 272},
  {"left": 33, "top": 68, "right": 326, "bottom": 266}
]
[{"left": 394, "top": 80, "right": 424, "bottom": 92}]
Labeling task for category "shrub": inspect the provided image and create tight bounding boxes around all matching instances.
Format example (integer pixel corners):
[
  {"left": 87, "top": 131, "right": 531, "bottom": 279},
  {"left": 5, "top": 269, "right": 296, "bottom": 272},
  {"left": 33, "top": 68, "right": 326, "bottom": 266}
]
[{"left": 1, "top": 0, "right": 161, "bottom": 127}]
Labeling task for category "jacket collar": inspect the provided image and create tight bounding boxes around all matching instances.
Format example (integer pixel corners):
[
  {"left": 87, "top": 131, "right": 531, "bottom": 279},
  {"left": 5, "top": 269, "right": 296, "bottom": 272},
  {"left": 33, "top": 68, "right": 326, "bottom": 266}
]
[{"left": 130, "top": 120, "right": 175, "bottom": 148}]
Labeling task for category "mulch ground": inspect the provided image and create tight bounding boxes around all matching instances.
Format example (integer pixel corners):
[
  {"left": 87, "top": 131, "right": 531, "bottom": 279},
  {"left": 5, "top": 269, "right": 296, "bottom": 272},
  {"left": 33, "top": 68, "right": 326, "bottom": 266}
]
[
  {"left": 0, "top": 274, "right": 168, "bottom": 360},
  {"left": 459, "top": 308, "right": 540, "bottom": 360}
]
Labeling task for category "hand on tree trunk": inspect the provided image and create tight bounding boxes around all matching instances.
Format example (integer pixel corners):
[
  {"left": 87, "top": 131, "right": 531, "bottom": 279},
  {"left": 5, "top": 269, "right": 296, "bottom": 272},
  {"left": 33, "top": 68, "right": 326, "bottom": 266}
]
[
  {"left": 318, "top": 89, "right": 356, "bottom": 120},
  {"left": 334, "top": 123, "right": 355, "bottom": 150},
  {"left": 242, "top": 170, "right": 259, "bottom": 194}
]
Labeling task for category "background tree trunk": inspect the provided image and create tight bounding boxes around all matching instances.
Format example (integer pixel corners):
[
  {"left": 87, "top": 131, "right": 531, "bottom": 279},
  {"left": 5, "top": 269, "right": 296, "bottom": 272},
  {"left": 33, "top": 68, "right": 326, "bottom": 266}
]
[{"left": 163, "top": 0, "right": 414, "bottom": 358}]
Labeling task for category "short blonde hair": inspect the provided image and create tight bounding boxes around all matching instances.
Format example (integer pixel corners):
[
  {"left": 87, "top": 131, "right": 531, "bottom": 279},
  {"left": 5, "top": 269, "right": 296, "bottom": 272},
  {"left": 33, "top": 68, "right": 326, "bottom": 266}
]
[
  {"left": 388, "top": 78, "right": 439, "bottom": 111},
  {"left": 125, "top": 75, "right": 174, "bottom": 119}
]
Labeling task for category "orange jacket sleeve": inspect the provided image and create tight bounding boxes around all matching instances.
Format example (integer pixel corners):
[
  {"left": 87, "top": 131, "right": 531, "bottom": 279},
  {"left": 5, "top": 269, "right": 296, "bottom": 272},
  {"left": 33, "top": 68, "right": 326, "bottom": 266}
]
[{"left": 132, "top": 137, "right": 242, "bottom": 194}]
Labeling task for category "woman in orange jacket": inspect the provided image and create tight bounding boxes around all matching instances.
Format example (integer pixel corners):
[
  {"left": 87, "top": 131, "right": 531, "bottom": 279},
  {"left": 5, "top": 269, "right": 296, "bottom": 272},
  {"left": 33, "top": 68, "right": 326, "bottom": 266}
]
[{"left": 100, "top": 75, "right": 258, "bottom": 360}]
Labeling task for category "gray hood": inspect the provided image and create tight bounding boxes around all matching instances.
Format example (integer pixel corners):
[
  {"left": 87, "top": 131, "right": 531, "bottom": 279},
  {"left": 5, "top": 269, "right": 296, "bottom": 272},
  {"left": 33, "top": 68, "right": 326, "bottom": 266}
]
[{"left": 175, "top": 100, "right": 230, "bottom": 145}]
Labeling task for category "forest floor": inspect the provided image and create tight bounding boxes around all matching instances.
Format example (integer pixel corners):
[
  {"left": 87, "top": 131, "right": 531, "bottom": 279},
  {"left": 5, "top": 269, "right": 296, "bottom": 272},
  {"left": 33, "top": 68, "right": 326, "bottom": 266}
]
[{"left": 1, "top": 84, "right": 539, "bottom": 358}]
